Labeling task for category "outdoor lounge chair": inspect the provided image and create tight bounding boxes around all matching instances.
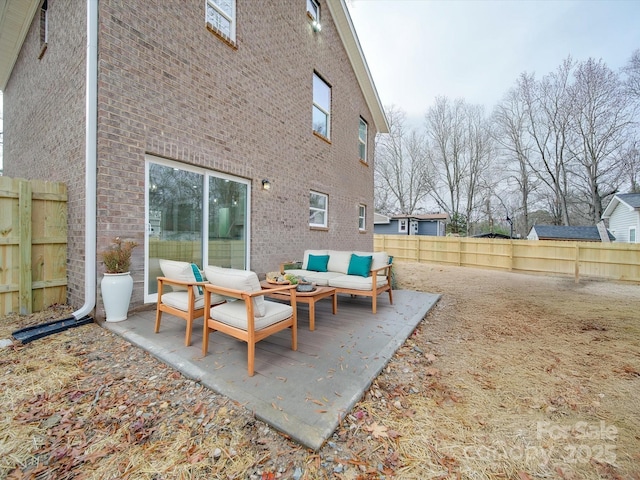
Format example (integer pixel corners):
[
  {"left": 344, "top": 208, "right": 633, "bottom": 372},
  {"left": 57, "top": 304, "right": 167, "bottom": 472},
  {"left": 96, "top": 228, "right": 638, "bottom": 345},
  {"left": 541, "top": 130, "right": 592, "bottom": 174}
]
[
  {"left": 155, "top": 259, "right": 225, "bottom": 346},
  {"left": 202, "top": 266, "right": 297, "bottom": 376}
]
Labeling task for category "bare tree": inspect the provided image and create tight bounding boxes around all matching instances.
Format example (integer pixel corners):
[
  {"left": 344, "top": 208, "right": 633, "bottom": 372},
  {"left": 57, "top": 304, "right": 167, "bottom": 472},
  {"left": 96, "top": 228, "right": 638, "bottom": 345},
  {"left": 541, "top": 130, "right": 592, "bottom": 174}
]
[
  {"left": 567, "top": 58, "right": 635, "bottom": 222},
  {"left": 374, "top": 106, "right": 433, "bottom": 215},
  {"left": 425, "top": 97, "right": 492, "bottom": 234},
  {"left": 622, "top": 49, "right": 640, "bottom": 101},
  {"left": 519, "top": 62, "right": 574, "bottom": 225},
  {"left": 424, "top": 97, "right": 465, "bottom": 220},
  {"left": 493, "top": 87, "right": 538, "bottom": 237}
]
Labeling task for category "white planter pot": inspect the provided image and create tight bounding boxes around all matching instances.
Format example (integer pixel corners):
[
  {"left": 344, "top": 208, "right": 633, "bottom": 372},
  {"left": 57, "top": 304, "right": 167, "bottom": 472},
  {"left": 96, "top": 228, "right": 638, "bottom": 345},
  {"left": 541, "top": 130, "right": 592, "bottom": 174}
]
[{"left": 101, "top": 272, "right": 134, "bottom": 322}]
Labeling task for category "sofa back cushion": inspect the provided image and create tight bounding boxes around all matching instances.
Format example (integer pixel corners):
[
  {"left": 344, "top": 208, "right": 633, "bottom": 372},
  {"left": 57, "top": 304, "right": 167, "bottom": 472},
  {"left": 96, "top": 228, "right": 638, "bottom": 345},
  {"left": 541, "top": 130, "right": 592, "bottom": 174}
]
[
  {"left": 354, "top": 251, "right": 389, "bottom": 272},
  {"left": 203, "top": 266, "right": 266, "bottom": 317},
  {"left": 326, "top": 250, "right": 352, "bottom": 274}
]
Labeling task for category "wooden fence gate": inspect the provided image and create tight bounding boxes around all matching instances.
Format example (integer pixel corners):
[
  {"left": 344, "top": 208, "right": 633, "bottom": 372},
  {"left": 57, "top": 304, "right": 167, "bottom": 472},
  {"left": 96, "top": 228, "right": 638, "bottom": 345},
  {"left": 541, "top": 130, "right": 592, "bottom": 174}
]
[{"left": 0, "top": 177, "right": 67, "bottom": 315}]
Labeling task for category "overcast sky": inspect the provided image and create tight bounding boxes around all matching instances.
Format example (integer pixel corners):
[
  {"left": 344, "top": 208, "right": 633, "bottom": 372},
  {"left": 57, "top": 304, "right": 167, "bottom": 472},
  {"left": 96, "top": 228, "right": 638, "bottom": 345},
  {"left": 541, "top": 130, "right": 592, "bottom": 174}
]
[{"left": 347, "top": 0, "right": 640, "bottom": 126}]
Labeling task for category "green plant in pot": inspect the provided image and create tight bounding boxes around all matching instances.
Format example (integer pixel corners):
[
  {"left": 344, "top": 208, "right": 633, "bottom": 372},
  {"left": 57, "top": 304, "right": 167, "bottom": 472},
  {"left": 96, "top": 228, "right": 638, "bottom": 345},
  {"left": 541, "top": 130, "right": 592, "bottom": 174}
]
[{"left": 100, "top": 237, "right": 138, "bottom": 322}]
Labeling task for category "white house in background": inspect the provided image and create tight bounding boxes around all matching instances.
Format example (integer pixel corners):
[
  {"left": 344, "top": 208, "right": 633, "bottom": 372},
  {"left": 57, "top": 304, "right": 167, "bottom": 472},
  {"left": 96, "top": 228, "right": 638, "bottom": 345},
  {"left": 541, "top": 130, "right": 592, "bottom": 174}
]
[{"left": 601, "top": 193, "right": 640, "bottom": 243}]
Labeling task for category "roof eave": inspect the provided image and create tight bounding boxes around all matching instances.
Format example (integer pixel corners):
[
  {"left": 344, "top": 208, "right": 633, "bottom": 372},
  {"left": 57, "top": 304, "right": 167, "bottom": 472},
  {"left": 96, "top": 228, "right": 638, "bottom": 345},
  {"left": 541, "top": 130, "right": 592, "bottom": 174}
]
[
  {"left": 326, "top": 0, "right": 389, "bottom": 134},
  {"left": 0, "top": 0, "right": 40, "bottom": 91}
]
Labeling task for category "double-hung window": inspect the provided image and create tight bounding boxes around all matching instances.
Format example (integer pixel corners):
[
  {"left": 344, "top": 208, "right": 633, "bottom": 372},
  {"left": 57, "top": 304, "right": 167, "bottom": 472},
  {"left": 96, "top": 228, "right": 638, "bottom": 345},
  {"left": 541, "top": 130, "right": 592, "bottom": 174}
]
[
  {"left": 310, "top": 191, "right": 328, "bottom": 228},
  {"left": 358, "top": 205, "right": 366, "bottom": 231},
  {"left": 206, "top": 0, "right": 236, "bottom": 41},
  {"left": 630, "top": 226, "right": 637, "bottom": 243},
  {"left": 358, "top": 118, "right": 368, "bottom": 162},
  {"left": 307, "top": 0, "right": 320, "bottom": 22},
  {"left": 313, "top": 73, "right": 331, "bottom": 139}
]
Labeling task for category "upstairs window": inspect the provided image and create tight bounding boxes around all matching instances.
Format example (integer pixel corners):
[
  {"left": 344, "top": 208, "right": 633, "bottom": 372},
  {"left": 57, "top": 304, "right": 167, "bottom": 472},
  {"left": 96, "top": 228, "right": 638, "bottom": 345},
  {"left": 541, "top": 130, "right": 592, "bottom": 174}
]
[
  {"left": 206, "top": 0, "right": 236, "bottom": 42},
  {"left": 358, "top": 118, "right": 368, "bottom": 162},
  {"left": 307, "top": 0, "right": 320, "bottom": 22},
  {"left": 38, "top": 0, "right": 48, "bottom": 58},
  {"left": 310, "top": 191, "right": 328, "bottom": 228},
  {"left": 358, "top": 205, "right": 366, "bottom": 231},
  {"left": 306, "top": 0, "right": 321, "bottom": 31},
  {"left": 313, "top": 73, "right": 331, "bottom": 139}
]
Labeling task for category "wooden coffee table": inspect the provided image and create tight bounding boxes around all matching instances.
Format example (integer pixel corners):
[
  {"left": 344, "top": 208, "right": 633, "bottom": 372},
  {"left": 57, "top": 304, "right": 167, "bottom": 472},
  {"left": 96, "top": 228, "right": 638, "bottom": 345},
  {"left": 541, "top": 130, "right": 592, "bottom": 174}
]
[{"left": 260, "top": 281, "right": 337, "bottom": 331}]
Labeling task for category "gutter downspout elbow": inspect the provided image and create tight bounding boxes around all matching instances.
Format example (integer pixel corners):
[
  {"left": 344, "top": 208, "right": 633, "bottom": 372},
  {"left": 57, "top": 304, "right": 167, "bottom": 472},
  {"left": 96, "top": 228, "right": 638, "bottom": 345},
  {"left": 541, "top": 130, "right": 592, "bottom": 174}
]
[{"left": 73, "top": 0, "right": 98, "bottom": 321}]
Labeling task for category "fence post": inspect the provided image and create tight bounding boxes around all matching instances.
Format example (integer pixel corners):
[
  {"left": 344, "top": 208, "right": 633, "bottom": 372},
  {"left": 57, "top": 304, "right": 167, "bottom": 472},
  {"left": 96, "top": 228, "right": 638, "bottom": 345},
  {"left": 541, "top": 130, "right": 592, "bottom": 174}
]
[
  {"left": 574, "top": 243, "right": 580, "bottom": 284},
  {"left": 19, "top": 180, "right": 33, "bottom": 314}
]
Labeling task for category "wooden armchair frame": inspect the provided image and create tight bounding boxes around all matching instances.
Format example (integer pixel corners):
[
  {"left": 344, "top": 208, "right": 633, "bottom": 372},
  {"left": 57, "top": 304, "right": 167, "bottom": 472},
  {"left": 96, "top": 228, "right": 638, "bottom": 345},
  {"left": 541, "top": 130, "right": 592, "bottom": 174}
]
[
  {"left": 202, "top": 283, "right": 297, "bottom": 376},
  {"left": 155, "top": 276, "right": 215, "bottom": 346}
]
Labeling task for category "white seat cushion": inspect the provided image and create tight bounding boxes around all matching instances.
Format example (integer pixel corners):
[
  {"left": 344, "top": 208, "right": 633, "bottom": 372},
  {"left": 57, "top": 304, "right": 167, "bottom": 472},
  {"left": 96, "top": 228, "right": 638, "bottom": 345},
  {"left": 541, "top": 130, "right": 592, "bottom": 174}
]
[
  {"left": 328, "top": 274, "right": 388, "bottom": 291},
  {"left": 284, "top": 269, "right": 343, "bottom": 286},
  {"left": 208, "top": 300, "right": 293, "bottom": 331},
  {"left": 204, "top": 266, "right": 266, "bottom": 317},
  {"left": 161, "top": 291, "right": 225, "bottom": 311}
]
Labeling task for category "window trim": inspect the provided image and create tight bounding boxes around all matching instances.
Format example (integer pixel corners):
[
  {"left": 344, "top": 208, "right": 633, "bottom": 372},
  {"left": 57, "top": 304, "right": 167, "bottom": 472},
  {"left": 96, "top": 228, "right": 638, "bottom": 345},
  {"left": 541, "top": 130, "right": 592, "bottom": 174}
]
[
  {"left": 309, "top": 191, "right": 329, "bottom": 229},
  {"left": 312, "top": 72, "right": 331, "bottom": 140},
  {"left": 630, "top": 226, "right": 637, "bottom": 243},
  {"left": 358, "top": 117, "right": 368, "bottom": 163},
  {"left": 398, "top": 219, "right": 407, "bottom": 233},
  {"left": 206, "top": 0, "right": 236, "bottom": 44},
  {"left": 307, "top": 0, "right": 320, "bottom": 22},
  {"left": 358, "top": 204, "right": 366, "bottom": 231}
]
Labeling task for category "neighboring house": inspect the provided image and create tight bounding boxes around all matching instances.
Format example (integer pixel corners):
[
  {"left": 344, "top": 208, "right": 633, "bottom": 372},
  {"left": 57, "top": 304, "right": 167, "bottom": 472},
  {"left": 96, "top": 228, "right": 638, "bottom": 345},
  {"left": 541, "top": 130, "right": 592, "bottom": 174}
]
[
  {"left": 0, "top": 1, "right": 388, "bottom": 319},
  {"left": 374, "top": 213, "right": 449, "bottom": 236},
  {"left": 527, "top": 225, "right": 615, "bottom": 242},
  {"left": 601, "top": 193, "right": 640, "bottom": 243}
]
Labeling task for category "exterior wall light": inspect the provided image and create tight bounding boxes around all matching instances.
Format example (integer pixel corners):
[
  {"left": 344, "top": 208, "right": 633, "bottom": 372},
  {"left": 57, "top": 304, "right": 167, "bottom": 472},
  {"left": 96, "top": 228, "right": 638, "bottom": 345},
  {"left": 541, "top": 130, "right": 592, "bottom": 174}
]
[
  {"left": 262, "top": 179, "right": 271, "bottom": 190},
  {"left": 312, "top": 20, "right": 322, "bottom": 32}
]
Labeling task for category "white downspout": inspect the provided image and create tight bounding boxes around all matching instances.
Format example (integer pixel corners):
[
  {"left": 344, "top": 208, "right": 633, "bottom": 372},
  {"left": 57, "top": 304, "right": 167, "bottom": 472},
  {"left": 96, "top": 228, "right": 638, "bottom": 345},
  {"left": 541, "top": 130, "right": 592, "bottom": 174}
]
[{"left": 73, "top": 0, "right": 98, "bottom": 320}]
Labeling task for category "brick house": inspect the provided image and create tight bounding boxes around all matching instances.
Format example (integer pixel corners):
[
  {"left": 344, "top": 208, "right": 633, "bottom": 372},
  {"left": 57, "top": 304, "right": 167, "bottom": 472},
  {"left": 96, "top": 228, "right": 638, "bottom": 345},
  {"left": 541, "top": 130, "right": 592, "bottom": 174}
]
[{"left": 0, "top": 0, "right": 388, "bottom": 319}]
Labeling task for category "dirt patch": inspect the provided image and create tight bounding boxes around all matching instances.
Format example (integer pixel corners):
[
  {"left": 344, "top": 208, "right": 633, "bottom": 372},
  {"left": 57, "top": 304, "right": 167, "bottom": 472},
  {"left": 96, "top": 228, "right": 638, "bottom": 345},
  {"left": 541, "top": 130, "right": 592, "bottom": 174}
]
[{"left": 1, "top": 263, "right": 639, "bottom": 479}]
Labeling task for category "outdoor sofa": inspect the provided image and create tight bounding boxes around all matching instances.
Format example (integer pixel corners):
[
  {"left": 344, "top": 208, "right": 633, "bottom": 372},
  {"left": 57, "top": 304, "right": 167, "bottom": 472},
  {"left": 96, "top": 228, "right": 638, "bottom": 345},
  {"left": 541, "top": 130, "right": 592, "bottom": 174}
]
[{"left": 281, "top": 250, "right": 393, "bottom": 313}]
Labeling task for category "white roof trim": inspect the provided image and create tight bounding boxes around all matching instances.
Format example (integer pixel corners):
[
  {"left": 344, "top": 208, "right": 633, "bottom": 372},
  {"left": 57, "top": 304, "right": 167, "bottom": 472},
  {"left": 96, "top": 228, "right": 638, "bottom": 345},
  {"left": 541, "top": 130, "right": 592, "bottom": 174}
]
[
  {"left": 0, "top": 0, "right": 40, "bottom": 90},
  {"left": 326, "top": 0, "right": 389, "bottom": 134}
]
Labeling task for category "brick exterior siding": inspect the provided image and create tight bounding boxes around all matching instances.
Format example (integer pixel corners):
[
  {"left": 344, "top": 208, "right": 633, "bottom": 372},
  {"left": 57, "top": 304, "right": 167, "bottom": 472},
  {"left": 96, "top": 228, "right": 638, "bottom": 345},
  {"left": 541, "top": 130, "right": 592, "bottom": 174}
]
[{"left": 4, "top": 0, "right": 379, "bottom": 317}]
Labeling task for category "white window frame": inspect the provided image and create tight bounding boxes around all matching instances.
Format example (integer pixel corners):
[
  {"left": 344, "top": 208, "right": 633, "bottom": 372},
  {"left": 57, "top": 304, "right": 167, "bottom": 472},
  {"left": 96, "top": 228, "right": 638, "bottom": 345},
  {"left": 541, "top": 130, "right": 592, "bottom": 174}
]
[
  {"left": 206, "top": 0, "right": 236, "bottom": 42},
  {"left": 307, "top": 0, "right": 320, "bottom": 22},
  {"left": 630, "top": 226, "right": 637, "bottom": 243},
  {"left": 358, "top": 204, "right": 366, "bottom": 231},
  {"left": 312, "top": 73, "right": 331, "bottom": 139},
  {"left": 358, "top": 117, "right": 368, "bottom": 162},
  {"left": 310, "top": 191, "right": 328, "bottom": 228},
  {"left": 398, "top": 219, "right": 407, "bottom": 233}
]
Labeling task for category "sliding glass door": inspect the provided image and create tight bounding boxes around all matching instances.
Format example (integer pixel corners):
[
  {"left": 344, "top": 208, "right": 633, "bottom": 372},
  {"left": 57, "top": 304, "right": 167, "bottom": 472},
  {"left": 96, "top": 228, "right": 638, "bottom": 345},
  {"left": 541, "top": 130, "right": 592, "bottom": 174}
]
[{"left": 145, "top": 156, "right": 250, "bottom": 301}]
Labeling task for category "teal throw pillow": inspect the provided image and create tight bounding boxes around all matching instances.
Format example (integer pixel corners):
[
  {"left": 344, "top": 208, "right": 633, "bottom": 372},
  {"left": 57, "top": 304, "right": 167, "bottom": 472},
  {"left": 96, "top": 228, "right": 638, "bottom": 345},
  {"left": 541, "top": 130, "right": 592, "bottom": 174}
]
[
  {"left": 190, "top": 263, "right": 204, "bottom": 295},
  {"left": 307, "top": 254, "right": 329, "bottom": 272},
  {"left": 347, "top": 254, "right": 372, "bottom": 277}
]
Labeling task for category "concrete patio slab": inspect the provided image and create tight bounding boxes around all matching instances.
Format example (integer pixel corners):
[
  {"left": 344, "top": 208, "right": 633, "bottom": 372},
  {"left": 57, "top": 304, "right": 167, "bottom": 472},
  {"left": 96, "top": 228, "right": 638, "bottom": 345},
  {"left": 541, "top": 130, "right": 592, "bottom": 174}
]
[{"left": 103, "top": 289, "right": 439, "bottom": 450}]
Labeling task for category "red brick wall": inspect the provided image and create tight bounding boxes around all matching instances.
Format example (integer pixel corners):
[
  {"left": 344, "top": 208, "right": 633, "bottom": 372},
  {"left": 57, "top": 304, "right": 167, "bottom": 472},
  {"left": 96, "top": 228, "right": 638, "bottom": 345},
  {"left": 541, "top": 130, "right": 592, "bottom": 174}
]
[
  {"left": 5, "top": 0, "right": 379, "bottom": 315},
  {"left": 4, "top": 0, "right": 88, "bottom": 309}
]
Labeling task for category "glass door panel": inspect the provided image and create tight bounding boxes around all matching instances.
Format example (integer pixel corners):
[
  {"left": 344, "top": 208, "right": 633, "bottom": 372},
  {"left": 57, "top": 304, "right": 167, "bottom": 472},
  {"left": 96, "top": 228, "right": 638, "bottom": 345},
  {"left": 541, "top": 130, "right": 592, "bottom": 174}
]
[
  {"left": 208, "top": 176, "right": 248, "bottom": 269},
  {"left": 147, "top": 162, "right": 204, "bottom": 296}
]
